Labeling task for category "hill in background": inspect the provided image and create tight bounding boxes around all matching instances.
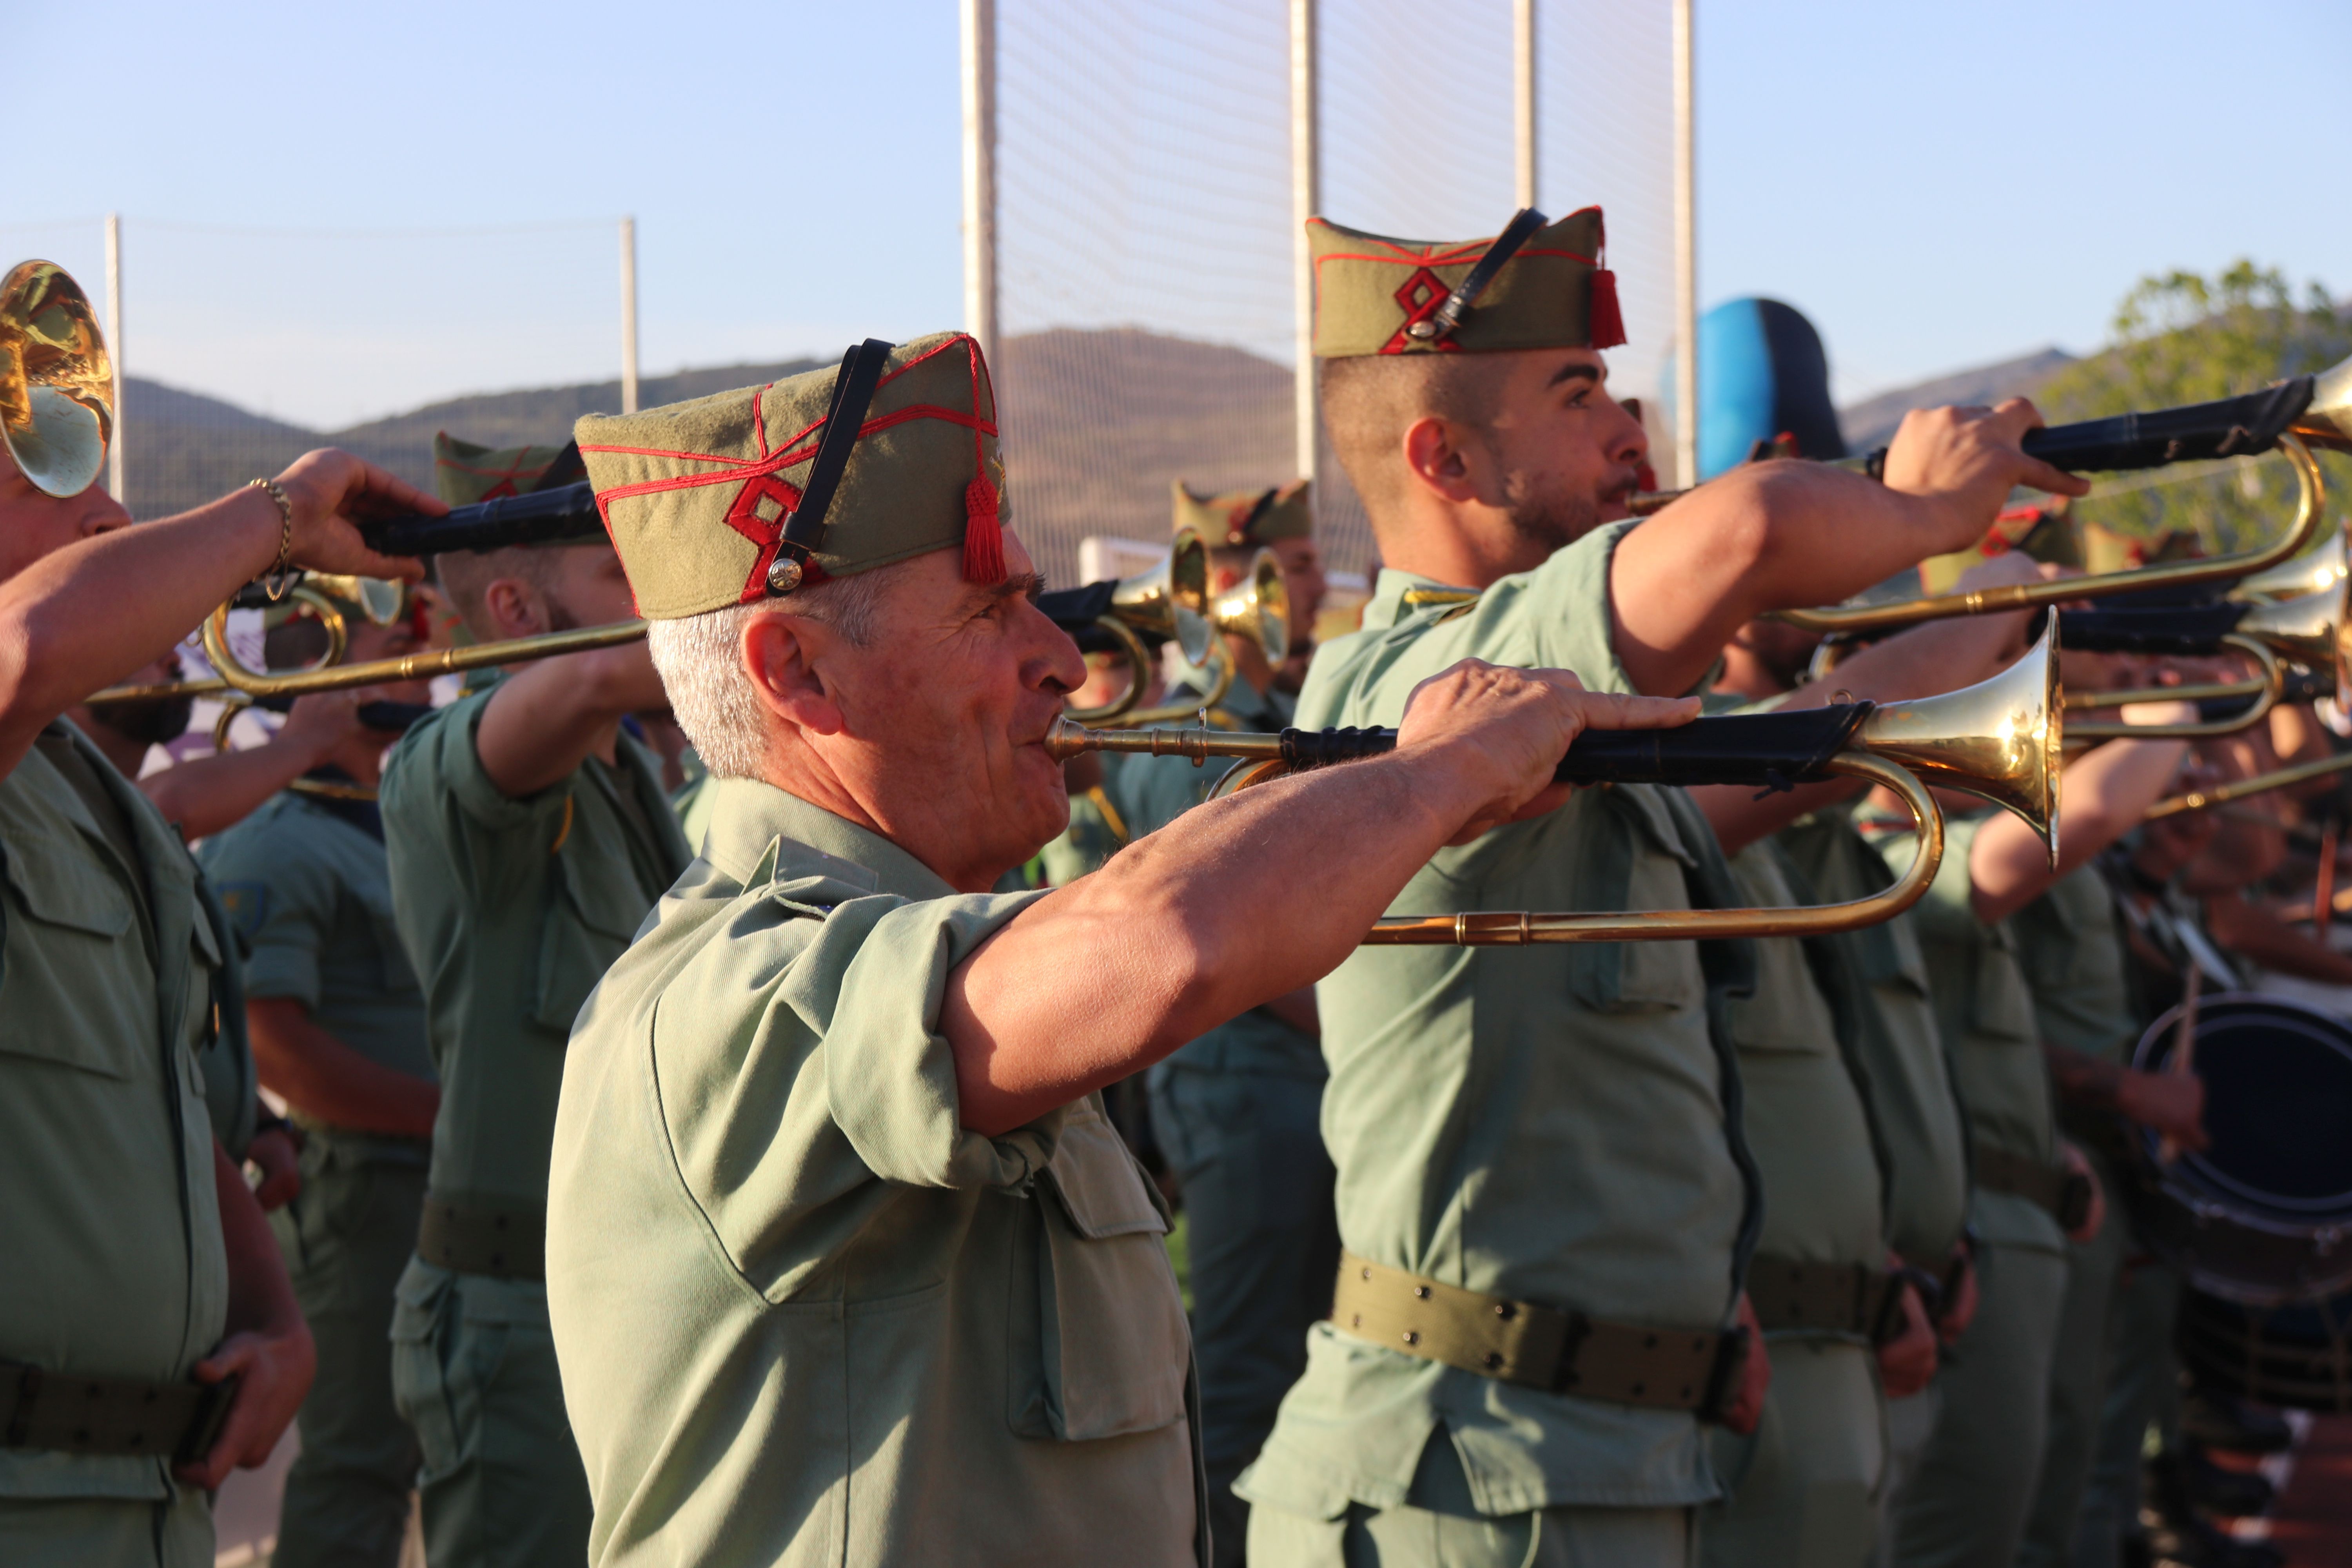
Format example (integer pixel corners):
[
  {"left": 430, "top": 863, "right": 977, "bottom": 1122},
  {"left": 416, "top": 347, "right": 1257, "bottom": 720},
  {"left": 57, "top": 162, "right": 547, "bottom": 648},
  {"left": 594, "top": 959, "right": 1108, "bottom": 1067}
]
[
  {"left": 117, "top": 327, "right": 2077, "bottom": 588},
  {"left": 118, "top": 328, "right": 1344, "bottom": 587}
]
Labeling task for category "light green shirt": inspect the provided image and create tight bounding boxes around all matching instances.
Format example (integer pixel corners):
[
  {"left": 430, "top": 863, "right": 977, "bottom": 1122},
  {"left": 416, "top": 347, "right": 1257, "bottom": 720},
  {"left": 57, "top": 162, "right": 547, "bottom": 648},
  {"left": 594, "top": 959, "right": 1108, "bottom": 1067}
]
[
  {"left": 1723, "top": 837, "right": 1886, "bottom": 1282},
  {"left": 201, "top": 789, "right": 433, "bottom": 1163},
  {"left": 1243, "top": 525, "right": 1757, "bottom": 1517},
  {"left": 0, "top": 723, "right": 229, "bottom": 1502},
  {"left": 381, "top": 686, "right": 690, "bottom": 1211},
  {"left": 546, "top": 779, "right": 1201, "bottom": 1566},
  {"left": 1114, "top": 671, "right": 1321, "bottom": 1079},
  {"left": 1779, "top": 811, "right": 1970, "bottom": 1263},
  {"left": 2013, "top": 865, "right": 2136, "bottom": 1063},
  {"left": 1868, "top": 810, "right": 2063, "bottom": 1252}
]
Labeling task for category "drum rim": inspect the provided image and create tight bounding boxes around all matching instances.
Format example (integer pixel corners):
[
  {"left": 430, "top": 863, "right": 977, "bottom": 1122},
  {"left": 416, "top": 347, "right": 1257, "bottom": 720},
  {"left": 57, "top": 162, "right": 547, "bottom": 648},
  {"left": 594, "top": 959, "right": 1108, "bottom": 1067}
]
[{"left": 2131, "top": 990, "right": 2352, "bottom": 1219}]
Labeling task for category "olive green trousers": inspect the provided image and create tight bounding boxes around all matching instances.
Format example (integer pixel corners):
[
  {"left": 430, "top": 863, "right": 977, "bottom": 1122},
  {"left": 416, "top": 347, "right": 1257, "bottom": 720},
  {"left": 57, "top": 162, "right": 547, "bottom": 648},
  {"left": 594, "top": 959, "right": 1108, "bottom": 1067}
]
[
  {"left": 389, "top": 1258, "right": 592, "bottom": 1568},
  {"left": 269, "top": 1143, "right": 428, "bottom": 1568},
  {"left": 1702, "top": 1337, "right": 1886, "bottom": 1568},
  {"left": 1247, "top": 1429, "right": 1695, "bottom": 1568},
  {"left": 1887, "top": 1242, "right": 2070, "bottom": 1568},
  {"left": 1869, "top": 1386, "right": 1941, "bottom": 1566},
  {"left": 2016, "top": 1152, "right": 2131, "bottom": 1568},
  {"left": 0, "top": 1488, "right": 211, "bottom": 1568}
]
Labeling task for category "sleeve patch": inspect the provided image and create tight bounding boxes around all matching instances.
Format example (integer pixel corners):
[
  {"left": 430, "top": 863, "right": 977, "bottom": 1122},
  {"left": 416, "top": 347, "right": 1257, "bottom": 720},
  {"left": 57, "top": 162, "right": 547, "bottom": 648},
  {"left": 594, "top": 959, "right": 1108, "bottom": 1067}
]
[{"left": 216, "top": 881, "right": 270, "bottom": 940}]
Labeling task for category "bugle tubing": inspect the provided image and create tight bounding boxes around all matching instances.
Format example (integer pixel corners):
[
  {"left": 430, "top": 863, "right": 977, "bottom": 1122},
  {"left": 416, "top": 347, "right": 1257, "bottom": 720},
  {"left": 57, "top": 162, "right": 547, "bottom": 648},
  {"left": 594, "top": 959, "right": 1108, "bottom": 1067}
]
[
  {"left": 1771, "top": 436, "right": 2327, "bottom": 635},
  {"left": 196, "top": 603, "right": 646, "bottom": 698},
  {"left": 2144, "top": 751, "right": 2352, "bottom": 822}
]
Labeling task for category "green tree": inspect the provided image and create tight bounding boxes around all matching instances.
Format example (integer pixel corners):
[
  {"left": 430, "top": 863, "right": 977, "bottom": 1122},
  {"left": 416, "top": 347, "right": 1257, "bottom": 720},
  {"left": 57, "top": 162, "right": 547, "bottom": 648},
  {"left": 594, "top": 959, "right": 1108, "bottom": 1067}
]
[{"left": 2034, "top": 261, "right": 2348, "bottom": 551}]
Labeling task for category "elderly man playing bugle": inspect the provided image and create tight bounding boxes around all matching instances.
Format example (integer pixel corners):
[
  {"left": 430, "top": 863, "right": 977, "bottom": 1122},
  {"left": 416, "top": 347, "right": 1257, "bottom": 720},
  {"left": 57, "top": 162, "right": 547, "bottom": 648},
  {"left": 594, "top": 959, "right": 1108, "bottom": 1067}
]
[{"left": 543, "top": 332, "right": 1697, "bottom": 1567}]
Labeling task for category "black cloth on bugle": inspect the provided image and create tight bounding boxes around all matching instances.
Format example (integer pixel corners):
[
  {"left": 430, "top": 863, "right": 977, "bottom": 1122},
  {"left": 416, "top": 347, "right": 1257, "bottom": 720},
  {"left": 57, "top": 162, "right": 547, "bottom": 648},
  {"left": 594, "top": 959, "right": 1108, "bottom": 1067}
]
[
  {"left": 1277, "top": 703, "right": 1874, "bottom": 789},
  {"left": 1036, "top": 581, "right": 1157, "bottom": 655},
  {"left": 360, "top": 482, "right": 606, "bottom": 557},
  {"left": 2197, "top": 668, "right": 2333, "bottom": 723},
  {"left": 2056, "top": 602, "right": 2250, "bottom": 654},
  {"left": 2020, "top": 377, "right": 2315, "bottom": 472},
  {"left": 244, "top": 693, "right": 434, "bottom": 732}
]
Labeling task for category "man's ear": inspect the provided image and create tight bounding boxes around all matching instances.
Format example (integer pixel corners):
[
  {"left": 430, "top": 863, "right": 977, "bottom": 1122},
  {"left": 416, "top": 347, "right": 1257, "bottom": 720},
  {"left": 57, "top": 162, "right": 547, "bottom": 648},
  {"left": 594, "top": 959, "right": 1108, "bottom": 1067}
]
[
  {"left": 743, "top": 610, "right": 849, "bottom": 738},
  {"left": 1402, "top": 415, "right": 1481, "bottom": 504},
  {"left": 479, "top": 578, "right": 547, "bottom": 641}
]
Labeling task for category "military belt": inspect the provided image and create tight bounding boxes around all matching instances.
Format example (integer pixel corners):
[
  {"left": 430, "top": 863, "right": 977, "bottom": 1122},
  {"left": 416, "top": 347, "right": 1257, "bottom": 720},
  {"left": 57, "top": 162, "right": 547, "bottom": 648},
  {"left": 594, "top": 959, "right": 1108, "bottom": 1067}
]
[
  {"left": 0, "top": 1363, "right": 238, "bottom": 1463},
  {"left": 1328, "top": 1252, "right": 1747, "bottom": 1419},
  {"left": 417, "top": 1193, "right": 545, "bottom": 1281},
  {"left": 1744, "top": 1254, "right": 1909, "bottom": 1343},
  {"left": 1973, "top": 1146, "right": 2096, "bottom": 1233}
]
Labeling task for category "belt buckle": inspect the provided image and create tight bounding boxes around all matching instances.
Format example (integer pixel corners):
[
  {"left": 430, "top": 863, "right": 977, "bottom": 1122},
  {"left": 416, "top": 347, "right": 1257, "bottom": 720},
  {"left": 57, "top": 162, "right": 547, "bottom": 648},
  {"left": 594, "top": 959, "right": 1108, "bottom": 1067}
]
[
  {"left": 175, "top": 1375, "right": 240, "bottom": 1467},
  {"left": 1546, "top": 1311, "right": 1595, "bottom": 1396},
  {"left": 1697, "top": 1325, "right": 1749, "bottom": 1424}
]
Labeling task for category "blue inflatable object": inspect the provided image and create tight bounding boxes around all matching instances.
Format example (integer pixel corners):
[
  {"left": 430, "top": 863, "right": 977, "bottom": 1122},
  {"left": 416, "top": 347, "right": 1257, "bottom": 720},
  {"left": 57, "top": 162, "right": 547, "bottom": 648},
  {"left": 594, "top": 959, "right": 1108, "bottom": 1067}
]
[{"left": 1691, "top": 298, "right": 1846, "bottom": 481}]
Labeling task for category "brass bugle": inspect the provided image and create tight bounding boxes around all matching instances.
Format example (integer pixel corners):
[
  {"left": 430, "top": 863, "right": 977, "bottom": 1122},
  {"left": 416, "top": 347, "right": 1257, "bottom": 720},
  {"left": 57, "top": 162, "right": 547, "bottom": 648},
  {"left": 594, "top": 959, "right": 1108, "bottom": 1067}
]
[
  {"left": 1, "top": 261, "right": 113, "bottom": 499},
  {"left": 1047, "top": 529, "right": 1214, "bottom": 724},
  {"left": 2056, "top": 570, "right": 2349, "bottom": 738},
  {"left": 1043, "top": 624, "right": 2060, "bottom": 944},
  {"left": 2144, "top": 750, "right": 2352, "bottom": 822},
  {"left": 1086, "top": 546, "right": 1293, "bottom": 731}
]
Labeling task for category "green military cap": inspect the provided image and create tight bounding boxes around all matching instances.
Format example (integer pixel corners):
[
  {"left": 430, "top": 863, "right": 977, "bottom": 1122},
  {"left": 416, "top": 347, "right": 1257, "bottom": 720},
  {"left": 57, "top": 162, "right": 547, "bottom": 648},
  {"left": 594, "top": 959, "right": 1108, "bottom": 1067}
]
[
  {"left": 574, "top": 332, "right": 1007, "bottom": 621},
  {"left": 432, "top": 433, "right": 586, "bottom": 507},
  {"left": 1307, "top": 205, "right": 1624, "bottom": 358},
  {"left": 1174, "top": 479, "right": 1312, "bottom": 547}
]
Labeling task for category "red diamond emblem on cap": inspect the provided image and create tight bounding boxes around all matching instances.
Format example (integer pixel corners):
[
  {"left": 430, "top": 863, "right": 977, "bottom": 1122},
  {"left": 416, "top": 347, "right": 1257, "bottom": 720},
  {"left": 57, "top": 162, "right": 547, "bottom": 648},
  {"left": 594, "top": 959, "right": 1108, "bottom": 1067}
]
[
  {"left": 1382, "top": 267, "right": 1458, "bottom": 354},
  {"left": 725, "top": 472, "right": 806, "bottom": 601}
]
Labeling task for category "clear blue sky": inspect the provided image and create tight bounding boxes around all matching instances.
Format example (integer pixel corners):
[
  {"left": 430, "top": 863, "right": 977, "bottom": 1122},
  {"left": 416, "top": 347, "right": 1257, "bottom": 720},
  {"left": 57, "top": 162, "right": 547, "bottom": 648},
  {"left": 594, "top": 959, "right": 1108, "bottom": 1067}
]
[{"left": 7, "top": 0, "right": 2346, "bottom": 426}]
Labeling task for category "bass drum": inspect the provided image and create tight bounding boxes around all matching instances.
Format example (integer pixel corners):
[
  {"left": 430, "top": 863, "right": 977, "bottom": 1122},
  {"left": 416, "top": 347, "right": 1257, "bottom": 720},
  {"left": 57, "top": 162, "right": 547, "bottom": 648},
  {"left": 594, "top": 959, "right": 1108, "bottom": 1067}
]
[
  {"left": 2125, "top": 991, "right": 2352, "bottom": 1305},
  {"left": 2179, "top": 1288, "right": 2352, "bottom": 1414}
]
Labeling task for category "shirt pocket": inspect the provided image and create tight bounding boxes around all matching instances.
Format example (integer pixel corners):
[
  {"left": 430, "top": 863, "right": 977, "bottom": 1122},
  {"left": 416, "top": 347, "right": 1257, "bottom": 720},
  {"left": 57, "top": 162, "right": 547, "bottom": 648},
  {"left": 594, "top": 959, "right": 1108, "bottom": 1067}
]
[
  {"left": 1969, "top": 928, "right": 2038, "bottom": 1046},
  {"left": 1566, "top": 785, "right": 1705, "bottom": 1013},
  {"left": 530, "top": 847, "right": 645, "bottom": 1034},
  {"left": 0, "top": 831, "right": 143, "bottom": 1080},
  {"left": 1727, "top": 935, "right": 1837, "bottom": 1056},
  {"left": 1005, "top": 1105, "right": 1190, "bottom": 1443}
]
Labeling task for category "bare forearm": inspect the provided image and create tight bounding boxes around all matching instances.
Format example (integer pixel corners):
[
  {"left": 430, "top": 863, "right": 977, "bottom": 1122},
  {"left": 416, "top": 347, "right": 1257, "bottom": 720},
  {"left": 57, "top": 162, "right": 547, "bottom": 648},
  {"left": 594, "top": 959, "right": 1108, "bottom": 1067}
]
[
  {"left": 248, "top": 998, "right": 438, "bottom": 1137},
  {"left": 2045, "top": 1042, "right": 2127, "bottom": 1110},
  {"left": 214, "top": 1144, "right": 305, "bottom": 1339},
  {"left": 142, "top": 736, "right": 335, "bottom": 839},
  {"left": 1613, "top": 466, "right": 1976, "bottom": 696},
  {"left": 0, "top": 493, "right": 289, "bottom": 773},
  {"left": 474, "top": 644, "right": 663, "bottom": 797},
  {"left": 948, "top": 753, "right": 1474, "bottom": 1134},
  {"left": 2205, "top": 891, "right": 2352, "bottom": 985},
  {"left": 1972, "top": 738, "right": 2187, "bottom": 923}
]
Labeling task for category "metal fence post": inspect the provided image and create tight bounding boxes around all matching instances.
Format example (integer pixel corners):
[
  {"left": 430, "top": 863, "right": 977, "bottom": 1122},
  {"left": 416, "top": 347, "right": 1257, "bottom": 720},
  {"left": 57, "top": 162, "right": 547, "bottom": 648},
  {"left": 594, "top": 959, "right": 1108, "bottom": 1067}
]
[
  {"left": 961, "top": 0, "right": 999, "bottom": 365},
  {"left": 1513, "top": 0, "right": 1537, "bottom": 211},
  {"left": 1672, "top": 0, "right": 1697, "bottom": 487},
  {"left": 1290, "top": 0, "right": 1319, "bottom": 487},
  {"left": 619, "top": 216, "right": 640, "bottom": 416}
]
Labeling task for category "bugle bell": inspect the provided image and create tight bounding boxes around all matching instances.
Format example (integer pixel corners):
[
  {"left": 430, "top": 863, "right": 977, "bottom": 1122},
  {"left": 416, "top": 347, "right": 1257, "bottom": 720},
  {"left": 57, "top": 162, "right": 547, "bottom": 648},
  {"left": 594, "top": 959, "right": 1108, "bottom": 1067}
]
[
  {"left": 1040, "top": 529, "right": 1214, "bottom": 724},
  {"left": 0, "top": 261, "right": 113, "bottom": 499},
  {"left": 1045, "top": 624, "right": 2062, "bottom": 944}
]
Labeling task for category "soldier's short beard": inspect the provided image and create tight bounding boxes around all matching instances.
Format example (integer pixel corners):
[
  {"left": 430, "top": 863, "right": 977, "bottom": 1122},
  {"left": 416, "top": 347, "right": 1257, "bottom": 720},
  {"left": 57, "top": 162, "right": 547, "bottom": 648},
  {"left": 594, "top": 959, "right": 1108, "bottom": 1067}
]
[
  {"left": 92, "top": 694, "right": 194, "bottom": 749},
  {"left": 1499, "top": 472, "right": 1606, "bottom": 557}
]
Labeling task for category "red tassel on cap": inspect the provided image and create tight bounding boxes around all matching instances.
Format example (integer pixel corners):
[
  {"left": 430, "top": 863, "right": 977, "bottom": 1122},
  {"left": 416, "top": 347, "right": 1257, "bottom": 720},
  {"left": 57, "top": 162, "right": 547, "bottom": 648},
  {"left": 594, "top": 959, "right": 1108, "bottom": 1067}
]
[
  {"left": 963, "top": 475, "right": 1006, "bottom": 584},
  {"left": 1588, "top": 268, "right": 1626, "bottom": 350}
]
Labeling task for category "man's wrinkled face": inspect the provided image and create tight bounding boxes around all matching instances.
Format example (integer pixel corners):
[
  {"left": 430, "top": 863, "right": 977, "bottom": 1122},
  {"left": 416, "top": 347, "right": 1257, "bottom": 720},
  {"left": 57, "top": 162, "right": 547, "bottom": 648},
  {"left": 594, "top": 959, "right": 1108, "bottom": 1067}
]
[
  {"left": 0, "top": 449, "right": 131, "bottom": 583},
  {"left": 1474, "top": 347, "right": 1650, "bottom": 552},
  {"left": 793, "top": 532, "right": 1085, "bottom": 887}
]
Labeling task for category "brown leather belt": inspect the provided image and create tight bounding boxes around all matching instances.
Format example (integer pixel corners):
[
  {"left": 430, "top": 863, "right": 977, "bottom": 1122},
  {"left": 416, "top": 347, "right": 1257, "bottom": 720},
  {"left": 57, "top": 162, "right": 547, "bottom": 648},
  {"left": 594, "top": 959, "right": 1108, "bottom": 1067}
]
[
  {"left": 417, "top": 1194, "right": 545, "bottom": 1281},
  {"left": 1328, "top": 1252, "right": 1746, "bottom": 1419},
  {"left": 1974, "top": 1146, "right": 2095, "bottom": 1232},
  {"left": 1746, "top": 1254, "right": 1910, "bottom": 1343},
  {"left": 0, "top": 1363, "right": 238, "bottom": 1462}
]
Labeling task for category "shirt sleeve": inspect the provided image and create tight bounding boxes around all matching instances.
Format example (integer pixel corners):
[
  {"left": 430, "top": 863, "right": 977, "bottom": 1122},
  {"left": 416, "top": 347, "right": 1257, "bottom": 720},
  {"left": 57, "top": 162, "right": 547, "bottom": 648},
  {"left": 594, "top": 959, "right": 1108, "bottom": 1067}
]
[
  {"left": 652, "top": 884, "right": 1064, "bottom": 1295},
  {"left": 198, "top": 818, "right": 335, "bottom": 1009}
]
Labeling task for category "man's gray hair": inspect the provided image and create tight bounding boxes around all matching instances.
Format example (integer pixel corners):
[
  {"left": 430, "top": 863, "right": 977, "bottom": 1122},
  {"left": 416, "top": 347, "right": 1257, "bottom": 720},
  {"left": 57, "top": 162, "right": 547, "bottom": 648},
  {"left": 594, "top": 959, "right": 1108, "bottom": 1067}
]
[{"left": 646, "top": 564, "right": 897, "bottom": 779}]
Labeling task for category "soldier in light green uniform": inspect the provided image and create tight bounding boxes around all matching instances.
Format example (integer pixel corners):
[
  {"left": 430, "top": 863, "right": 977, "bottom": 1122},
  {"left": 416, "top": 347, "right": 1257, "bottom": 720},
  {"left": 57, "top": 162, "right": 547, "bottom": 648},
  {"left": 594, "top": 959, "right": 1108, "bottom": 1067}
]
[
  {"left": 1865, "top": 704, "right": 2187, "bottom": 1568},
  {"left": 544, "top": 330, "right": 1694, "bottom": 1565},
  {"left": 2013, "top": 854, "right": 2212, "bottom": 1568},
  {"left": 1113, "top": 479, "right": 1334, "bottom": 1563},
  {"left": 382, "top": 434, "right": 690, "bottom": 1568},
  {"left": 0, "top": 423, "right": 432, "bottom": 1561},
  {"left": 198, "top": 581, "right": 443, "bottom": 1568},
  {"left": 1241, "top": 208, "right": 2083, "bottom": 1566}
]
